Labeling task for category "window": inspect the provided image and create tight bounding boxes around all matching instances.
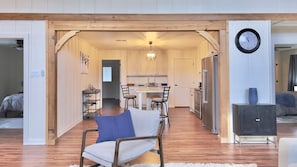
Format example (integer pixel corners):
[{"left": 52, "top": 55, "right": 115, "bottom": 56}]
[{"left": 103, "top": 67, "right": 112, "bottom": 82}]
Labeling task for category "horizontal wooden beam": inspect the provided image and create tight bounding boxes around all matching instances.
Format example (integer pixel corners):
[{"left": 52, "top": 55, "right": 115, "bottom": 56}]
[
  {"left": 49, "top": 20, "right": 226, "bottom": 31},
  {"left": 1, "top": 13, "right": 297, "bottom": 21}
]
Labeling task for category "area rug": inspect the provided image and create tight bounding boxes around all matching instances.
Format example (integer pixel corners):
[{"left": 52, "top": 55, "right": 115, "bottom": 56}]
[
  {"left": 0, "top": 118, "right": 23, "bottom": 128},
  {"left": 69, "top": 162, "right": 257, "bottom": 167},
  {"left": 277, "top": 116, "right": 297, "bottom": 123}
]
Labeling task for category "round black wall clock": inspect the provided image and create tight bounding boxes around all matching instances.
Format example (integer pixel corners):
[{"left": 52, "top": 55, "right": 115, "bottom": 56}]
[{"left": 235, "top": 28, "right": 261, "bottom": 53}]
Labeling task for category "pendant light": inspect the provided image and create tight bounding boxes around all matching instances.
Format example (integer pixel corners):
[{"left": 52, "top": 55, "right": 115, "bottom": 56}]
[{"left": 147, "top": 41, "right": 156, "bottom": 60}]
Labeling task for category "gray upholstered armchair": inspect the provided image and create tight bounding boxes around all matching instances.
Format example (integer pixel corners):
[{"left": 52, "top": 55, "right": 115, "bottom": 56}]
[
  {"left": 80, "top": 108, "right": 165, "bottom": 167},
  {"left": 278, "top": 138, "right": 297, "bottom": 167}
]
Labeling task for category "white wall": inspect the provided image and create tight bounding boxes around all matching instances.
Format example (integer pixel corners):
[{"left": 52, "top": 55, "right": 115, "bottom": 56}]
[
  {"left": 0, "top": 0, "right": 296, "bottom": 14},
  {"left": 0, "top": 46, "right": 23, "bottom": 101},
  {"left": 57, "top": 35, "right": 100, "bottom": 137},
  {"left": 0, "top": 21, "right": 47, "bottom": 145},
  {"left": 229, "top": 21, "right": 273, "bottom": 104},
  {"left": 228, "top": 20, "right": 274, "bottom": 142}
]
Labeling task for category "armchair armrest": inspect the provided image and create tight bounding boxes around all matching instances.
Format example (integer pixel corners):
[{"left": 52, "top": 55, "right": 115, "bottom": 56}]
[
  {"left": 113, "top": 136, "right": 159, "bottom": 167},
  {"left": 80, "top": 129, "right": 98, "bottom": 166},
  {"left": 113, "top": 120, "right": 165, "bottom": 167}
]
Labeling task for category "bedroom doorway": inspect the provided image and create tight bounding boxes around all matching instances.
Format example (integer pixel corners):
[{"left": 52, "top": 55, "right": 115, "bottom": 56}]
[{"left": 0, "top": 38, "right": 24, "bottom": 130}]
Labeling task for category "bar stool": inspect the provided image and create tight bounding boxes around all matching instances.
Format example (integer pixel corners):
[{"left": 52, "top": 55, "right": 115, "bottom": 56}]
[
  {"left": 151, "top": 86, "right": 171, "bottom": 127},
  {"left": 121, "top": 85, "right": 137, "bottom": 110}
]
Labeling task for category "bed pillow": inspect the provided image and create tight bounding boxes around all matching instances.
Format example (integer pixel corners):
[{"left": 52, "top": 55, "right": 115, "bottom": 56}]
[{"left": 94, "top": 110, "right": 135, "bottom": 143}]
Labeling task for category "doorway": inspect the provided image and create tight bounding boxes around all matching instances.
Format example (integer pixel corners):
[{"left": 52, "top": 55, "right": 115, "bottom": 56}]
[
  {"left": 102, "top": 60, "right": 120, "bottom": 108},
  {"left": 173, "top": 57, "right": 196, "bottom": 107},
  {"left": 48, "top": 20, "right": 229, "bottom": 144},
  {"left": 0, "top": 37, "right": 24, "bottom": 144}
]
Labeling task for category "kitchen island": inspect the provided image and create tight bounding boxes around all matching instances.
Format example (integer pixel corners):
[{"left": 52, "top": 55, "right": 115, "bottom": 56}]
[{"left": 135, "top": 86, "right": 164, "bottom": 110}]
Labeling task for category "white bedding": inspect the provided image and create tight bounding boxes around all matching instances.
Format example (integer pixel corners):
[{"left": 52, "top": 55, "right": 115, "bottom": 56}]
[{"left": 0, "top": 93, "right": 23, "bottom": 113}]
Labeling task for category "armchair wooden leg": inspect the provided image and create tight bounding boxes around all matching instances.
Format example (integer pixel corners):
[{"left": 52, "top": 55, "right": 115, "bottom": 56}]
[
  {"left": 79, "top": 157, "right": 84, "bottom": 167},
  {"left": 158, "top": 134, "right": 164, "bottom": 167}
]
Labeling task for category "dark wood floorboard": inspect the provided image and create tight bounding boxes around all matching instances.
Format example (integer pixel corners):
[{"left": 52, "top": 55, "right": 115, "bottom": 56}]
[{"left": 0, "top": 107, "right": 297, "bottom": 167}]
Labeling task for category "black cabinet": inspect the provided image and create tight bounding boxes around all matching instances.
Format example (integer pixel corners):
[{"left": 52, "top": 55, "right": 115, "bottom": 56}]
[{"left": 233, "top": 104, "right": 277, "bottom": 143}]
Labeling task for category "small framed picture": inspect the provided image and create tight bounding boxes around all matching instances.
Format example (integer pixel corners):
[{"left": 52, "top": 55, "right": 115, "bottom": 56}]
[{"left": 80, "top": 52, "right": 89, "bottom": 74}]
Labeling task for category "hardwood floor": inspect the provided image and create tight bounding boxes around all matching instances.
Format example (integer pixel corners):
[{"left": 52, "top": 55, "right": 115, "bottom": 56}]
[{"left": 0, "top": 107, "right": 297, "bottom": 167}]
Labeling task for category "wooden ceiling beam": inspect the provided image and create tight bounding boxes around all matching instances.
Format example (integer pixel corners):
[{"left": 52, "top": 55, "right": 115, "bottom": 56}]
[{"left": 49, "top": 20, "right": 226, "bottom": 31}]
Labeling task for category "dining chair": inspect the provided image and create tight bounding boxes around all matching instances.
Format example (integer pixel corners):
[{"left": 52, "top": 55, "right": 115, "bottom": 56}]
[
  {"left": 121, "top": 85, "right": 137, "bottom": 109},
  {"left": 151, "top": 86, "right": 171, "bottom": 127}
]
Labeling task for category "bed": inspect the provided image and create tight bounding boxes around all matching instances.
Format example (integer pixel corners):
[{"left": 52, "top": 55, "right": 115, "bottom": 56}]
[{"left": 0, "top": 93, "right": 23, "bottom": 117}]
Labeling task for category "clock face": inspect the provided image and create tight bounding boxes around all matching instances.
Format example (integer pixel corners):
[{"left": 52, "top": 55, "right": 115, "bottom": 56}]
[{"left": 235, "top": 28, "right": 261, "bottom": 53}]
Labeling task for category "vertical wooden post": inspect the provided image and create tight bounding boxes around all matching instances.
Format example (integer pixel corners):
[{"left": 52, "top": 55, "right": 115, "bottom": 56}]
[
  {"left": 47, "top": 23, "right": 58, "bottom": 145},
  {"left": 218, "top": 29, "right": 230, "bottom": 143}
]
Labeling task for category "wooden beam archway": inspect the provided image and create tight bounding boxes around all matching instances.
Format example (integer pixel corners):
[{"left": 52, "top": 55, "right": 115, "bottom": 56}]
[
  {"left": 197, "top": 30, "right": 220, "bottom": 54},
  {"left": 55, "top": 30, "right": 79, "bottom": 53},
  {"left": 47, "top": 19, "right": 229, "bottom": 144}
]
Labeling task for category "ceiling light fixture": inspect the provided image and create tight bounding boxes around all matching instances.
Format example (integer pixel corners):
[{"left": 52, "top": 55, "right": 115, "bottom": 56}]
[{"left": 147, "top": 41, "right": 156, "bottom": 60}]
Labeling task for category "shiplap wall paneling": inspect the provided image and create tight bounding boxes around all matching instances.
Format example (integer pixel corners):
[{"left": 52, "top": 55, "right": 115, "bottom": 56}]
[
  {"left": 25, "top": 21, "right": 46, "bottom": 145},
  {"left": 57, "top": 32, "right": 80, "bottom": 137},
  {"left": 0, "top": 21, "right": 46, "bottom": 145},
  {"left": 15, "top": 0, "right": 31, "bottom": 13},
  {"left": 80, "top": 0, "right": 96, "bottom": 13},
  {"left": 1, "top": 0, "right": 297, "bottom": 14},
  {"left": 31, "top": 0, "right": 48, "bottom": 13},
  {"left": 47, "top": 0, "right": 64, "bottom": 13},
  {"left": 57, "top": 34, "right": 100, "bottom": 137}
]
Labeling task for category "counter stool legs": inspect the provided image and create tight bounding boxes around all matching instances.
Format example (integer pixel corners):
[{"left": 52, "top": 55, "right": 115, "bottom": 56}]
[
  {"left": 153, "top": 102, "right": 170, "bottom": 127},
  {"left": 124, "top": 97, "right": 137, "bottom": 110}
]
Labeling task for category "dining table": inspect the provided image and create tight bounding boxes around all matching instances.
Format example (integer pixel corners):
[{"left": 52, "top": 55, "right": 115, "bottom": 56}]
[{"left": 135, "top": 86, "right": 164, "bottom": 110}]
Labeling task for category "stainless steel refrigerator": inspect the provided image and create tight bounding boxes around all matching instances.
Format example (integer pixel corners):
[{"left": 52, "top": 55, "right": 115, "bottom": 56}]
[{"left": 201, "top": 55, "right": 219, "bottom": 134}]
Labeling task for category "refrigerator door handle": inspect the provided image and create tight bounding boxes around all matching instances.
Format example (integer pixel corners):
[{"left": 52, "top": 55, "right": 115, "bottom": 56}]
[{"left": 202, "top": 69, "right": 208, "bottom": 104}]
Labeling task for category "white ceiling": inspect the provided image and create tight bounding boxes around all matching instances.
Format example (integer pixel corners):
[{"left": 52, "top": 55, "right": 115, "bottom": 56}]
[
  {"left": 77, "top": 31, "right": 204, "bottom": 50},
  {"left": 272, "top": 21, "right": 297, "bottom": 51}
]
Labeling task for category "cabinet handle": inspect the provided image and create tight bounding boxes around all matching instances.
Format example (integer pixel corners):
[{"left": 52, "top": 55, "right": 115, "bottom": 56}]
[{"left": 255, "top": 118, "right": 261, "bottom": 122}]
